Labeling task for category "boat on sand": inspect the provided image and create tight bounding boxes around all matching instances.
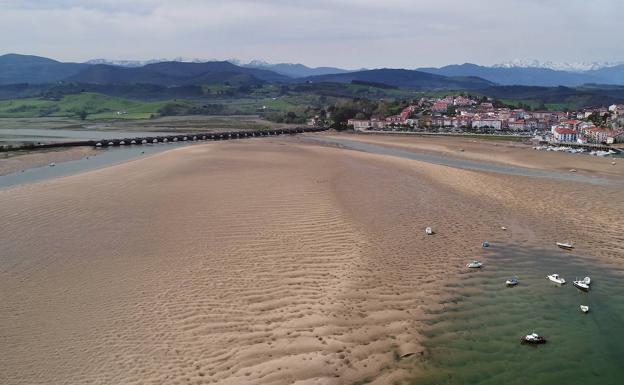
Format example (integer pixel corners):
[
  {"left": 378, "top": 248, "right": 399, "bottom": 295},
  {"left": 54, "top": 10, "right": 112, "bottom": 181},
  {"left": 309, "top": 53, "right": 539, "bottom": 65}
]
[
  {"left": 556, "top": 242, "right": 574, "bottom": 250},
  {"left": 466, "top": 260, "right": 482, "bottom": 268},
  {"left": 425, "top": 227, "right": 433, "bottom": 235}
]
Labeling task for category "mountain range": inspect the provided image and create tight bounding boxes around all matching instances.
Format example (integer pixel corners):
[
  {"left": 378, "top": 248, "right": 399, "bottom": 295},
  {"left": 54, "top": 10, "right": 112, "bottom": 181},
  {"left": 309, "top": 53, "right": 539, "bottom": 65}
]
[{"left": 2, "top": 53, "right": 624, "bottom": 90}]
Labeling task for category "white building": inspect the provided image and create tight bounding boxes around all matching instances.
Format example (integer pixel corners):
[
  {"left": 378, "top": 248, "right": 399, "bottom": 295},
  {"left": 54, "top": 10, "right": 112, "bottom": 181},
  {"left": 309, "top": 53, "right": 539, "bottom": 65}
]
[
  {"left": 472, "top": 119, "right": 502, "bottom": 130},
  {"left": 347, "top": 119, "right": 371, "bottom": 131}
]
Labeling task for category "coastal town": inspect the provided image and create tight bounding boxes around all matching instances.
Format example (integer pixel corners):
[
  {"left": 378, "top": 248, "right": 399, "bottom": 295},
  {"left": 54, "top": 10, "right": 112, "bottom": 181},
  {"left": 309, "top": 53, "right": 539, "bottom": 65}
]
[{"left": 345, "top": 95, "right": 624, "bottom": 145}]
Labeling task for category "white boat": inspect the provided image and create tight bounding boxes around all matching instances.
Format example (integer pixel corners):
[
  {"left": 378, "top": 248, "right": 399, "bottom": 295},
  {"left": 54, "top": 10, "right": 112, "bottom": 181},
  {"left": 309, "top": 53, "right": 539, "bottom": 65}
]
[
  {"left": 573, "top": 279, "right": 589, "bottom": 291},
  {"left": 425, "top": 227, "right": 433, "bottom": 235},
  {"left": 521, "top": 332, "right": 546, "bottom": 344},
  {"left": 467, "top": 260, "right": 483, "bottom": 268},
  {"left": 573, "top": 276, "right": 591, "bottom": 291},
  {"left": 569, "top": 169, "right": 577, "bottom": 172},
  {"left": 482, "top": 240, "right": 490, "bottom": 248},
  {"left": 556, "top": 242, "right": 574, "bottom": 250},
  {"left": 547, "top": 273, "right": 566, "bottom": 284},
  {"left": 501, "top": 226, "right": 507, "bottom": 231},
  {"left": 48, "top": 162, "right": 55, "bottom": 167},
  {"left": 580, "top": 305, "right": 589, "bottom": 313}
]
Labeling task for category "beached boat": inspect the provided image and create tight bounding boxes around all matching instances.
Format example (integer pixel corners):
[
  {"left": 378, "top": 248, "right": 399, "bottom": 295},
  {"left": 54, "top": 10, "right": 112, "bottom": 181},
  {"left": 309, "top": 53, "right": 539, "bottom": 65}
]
[
  {"left": 48, "top": 162, "right": 55, "bottom": 167},
  {"left": 547, "top": 273, "right": 566, "bottom": 284},
  {"left": 569, "top": 169, "right": 577, "bottom": 172},
  {"left": 506, "top": 277, "right": 519, "bottom": 286},
  {"left": 425, "top": 227, "right": 433, "bottom": 235},
  {"left": 556, "top": 242, "right": 574, "bottom": 250},
  {"left": 482, "top": 240, "right": 489, "bottom": 248},
  {"left": 466, "top": 260, "right": 482, "bottom": 268},
  {"left": 501, "top": 226, "right": 507, "bottom": 231},
  {"left": 521, "top": 332, "right": 546, "bottom": 344},
  {"left": 573, "top": 276, "right": 591, "bottom": 291},
  {"left": 580, "top": 305, "right": 590, "bottom": 313}
]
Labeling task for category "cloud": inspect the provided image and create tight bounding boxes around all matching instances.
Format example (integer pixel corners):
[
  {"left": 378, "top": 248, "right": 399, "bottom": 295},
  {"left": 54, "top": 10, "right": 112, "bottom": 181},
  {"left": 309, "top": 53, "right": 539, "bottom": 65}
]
[{"left": 0, "top": 0, "right": 621, "bottom": 67}]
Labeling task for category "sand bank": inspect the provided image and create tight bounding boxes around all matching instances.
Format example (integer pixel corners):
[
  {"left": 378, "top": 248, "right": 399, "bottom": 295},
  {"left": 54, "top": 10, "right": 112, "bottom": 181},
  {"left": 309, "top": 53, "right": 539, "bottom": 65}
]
[
  {"left": 0, "top": 136, "right": 621, "bottom": 384},
  {"left": 0, "top": 147, "right": 97, "bottom": 176}
]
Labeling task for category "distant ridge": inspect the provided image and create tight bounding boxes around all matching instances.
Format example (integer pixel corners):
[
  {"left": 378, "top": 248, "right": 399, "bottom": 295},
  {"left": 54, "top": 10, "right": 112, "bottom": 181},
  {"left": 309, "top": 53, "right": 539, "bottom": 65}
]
[
  {"left": 66, "top": 61, "right": 291, "bottom": 85},
  {"left": 0, "top": 54, "right": 88, "bottom": 84},
  {"left": 417, "top": 63, "right": 624, "bottom": 86},
  {"left": 301, "top": 68, "right": 495, "bottom": 90}
]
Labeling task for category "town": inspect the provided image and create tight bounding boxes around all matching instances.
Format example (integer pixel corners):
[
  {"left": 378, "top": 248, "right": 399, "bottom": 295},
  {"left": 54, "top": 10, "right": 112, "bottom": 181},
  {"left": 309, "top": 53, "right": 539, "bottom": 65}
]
[{"left": 345, "top": 95, "right": 624, "bottom": 146}]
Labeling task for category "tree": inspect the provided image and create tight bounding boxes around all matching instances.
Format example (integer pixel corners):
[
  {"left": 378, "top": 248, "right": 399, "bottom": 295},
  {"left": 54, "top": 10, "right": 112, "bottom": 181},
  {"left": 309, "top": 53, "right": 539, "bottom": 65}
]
[{"left": 77, "top": 109, "right": 88, "bottom": 121}]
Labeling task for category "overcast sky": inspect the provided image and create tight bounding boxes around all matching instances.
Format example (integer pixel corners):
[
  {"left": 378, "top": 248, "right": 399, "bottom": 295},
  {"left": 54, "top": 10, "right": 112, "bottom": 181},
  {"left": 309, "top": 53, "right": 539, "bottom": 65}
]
[{"left": 1, "top": 0, "right": 622, "bottom": 68}]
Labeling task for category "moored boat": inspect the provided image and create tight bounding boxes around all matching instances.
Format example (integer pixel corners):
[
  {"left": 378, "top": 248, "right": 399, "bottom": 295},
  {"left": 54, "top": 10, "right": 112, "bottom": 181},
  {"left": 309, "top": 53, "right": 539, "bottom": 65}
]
[
  {"left": 573, "top": 279, "right": 589, "bottom": 291},
  {"left": 573, "top": 276, "right": 591, "bottom": 291},
  {"left": 466, "top": 260, "right": 482, "bottom": 268},
  {"left": 580, "top": 305, "right": 589, "bottom": 313},
  {"left": 506, "top": 277, "right": 519, "bottom": 286},
  {"left": 547, "top": 273, "right": 566, "bottom": 284},
  {"left": 521, "top": 332, "right": 546, "bottom": 344}
]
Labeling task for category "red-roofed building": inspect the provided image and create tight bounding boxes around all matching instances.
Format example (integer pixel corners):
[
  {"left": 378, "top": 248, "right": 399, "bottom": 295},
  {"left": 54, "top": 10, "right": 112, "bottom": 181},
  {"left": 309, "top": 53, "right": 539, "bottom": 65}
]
[
  {"left": 561, "top": 120, "right": 582, "bottom": 130},
  {"left": 432, "top": 102, "right": 449, "bottom": 113},
  {"left": 553, "top": 127, "right": 577, "bottom": 142},
  {"left": 586, "top": 127, "right": 612, "bottom": 143}
]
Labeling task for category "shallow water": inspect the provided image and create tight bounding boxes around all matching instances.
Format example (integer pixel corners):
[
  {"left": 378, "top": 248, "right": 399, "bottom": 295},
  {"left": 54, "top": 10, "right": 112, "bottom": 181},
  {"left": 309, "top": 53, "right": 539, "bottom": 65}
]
[
  {"left": 0, "top": 142, "right": 192, "bottom": 189},
  {"left": 410, "top": 244, "right": 624, "bottom": 385},
  {"left": 309, "top": 137, "right": 621, "bottom": 187}
]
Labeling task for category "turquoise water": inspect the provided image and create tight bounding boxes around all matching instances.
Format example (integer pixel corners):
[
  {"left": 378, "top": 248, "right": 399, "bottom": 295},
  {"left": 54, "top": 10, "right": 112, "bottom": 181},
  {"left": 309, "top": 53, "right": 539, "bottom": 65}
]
[{"left": 410, "top": 244, "right": 624, "bottom": 384}]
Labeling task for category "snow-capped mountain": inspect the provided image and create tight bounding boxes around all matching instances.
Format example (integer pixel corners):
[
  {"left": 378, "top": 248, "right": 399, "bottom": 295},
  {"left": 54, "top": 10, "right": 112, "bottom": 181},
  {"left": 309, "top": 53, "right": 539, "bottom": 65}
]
[
  {"left": 85, "top": 57, "right": 211, "bottom": 67},
  {"left": 493, "top": 60, "right": 624, "bottom": 72}
]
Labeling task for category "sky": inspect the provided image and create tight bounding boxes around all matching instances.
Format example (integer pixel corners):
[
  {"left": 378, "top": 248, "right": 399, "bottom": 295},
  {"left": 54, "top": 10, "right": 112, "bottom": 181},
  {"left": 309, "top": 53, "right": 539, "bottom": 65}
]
[{"left": 0, "top": 0, "right": 622, "bottom": 69}]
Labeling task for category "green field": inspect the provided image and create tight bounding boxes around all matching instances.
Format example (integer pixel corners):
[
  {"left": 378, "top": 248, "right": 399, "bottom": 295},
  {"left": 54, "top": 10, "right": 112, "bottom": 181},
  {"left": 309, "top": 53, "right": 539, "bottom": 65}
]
[{"left": 0, "top": 93, "right": 167, "bottom": 120}]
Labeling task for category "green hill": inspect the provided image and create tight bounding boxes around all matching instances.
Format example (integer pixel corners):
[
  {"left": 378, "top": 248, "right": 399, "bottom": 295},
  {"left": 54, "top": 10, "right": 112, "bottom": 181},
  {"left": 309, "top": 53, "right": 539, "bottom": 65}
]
[{"left": 0, "top": 92, "right": 166, "bottom": 119}]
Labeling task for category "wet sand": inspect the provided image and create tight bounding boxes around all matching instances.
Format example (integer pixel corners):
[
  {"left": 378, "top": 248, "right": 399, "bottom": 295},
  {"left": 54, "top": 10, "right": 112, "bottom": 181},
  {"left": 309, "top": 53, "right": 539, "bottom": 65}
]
[
  {"left": 0, "top": 134, "right": 622, "bottom": 384},
  {"left": 0, "top": 147, "right": 97, "bottom": 176}
]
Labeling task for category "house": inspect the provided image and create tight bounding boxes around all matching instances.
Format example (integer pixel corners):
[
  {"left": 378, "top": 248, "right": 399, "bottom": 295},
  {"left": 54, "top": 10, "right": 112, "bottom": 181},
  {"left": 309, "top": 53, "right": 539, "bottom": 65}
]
[
  {"left": 586, "top": 127, "right": 611, "bottom": 143},
  {"left": 347, "top": 119, "right": 371, "bottom": 131},
  {"left": 553, "top": 127, "right": 577, "bottom": 142},
  {"left": 561, "top": 120, "right": 582, "bottom": 130},
  {"left": 508, "top": 120, "right": 526, "bottom": 131},
  {"left": 472, "top": 119, "right": 502, "bottom": 130},
  {"left": 432, "top": 101, "right": 449, "bottom": 113}
]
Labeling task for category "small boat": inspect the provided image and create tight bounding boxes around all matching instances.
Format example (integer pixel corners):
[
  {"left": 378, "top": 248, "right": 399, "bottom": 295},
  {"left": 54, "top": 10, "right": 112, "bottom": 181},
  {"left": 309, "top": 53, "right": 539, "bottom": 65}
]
[
  {"left": 521, "top": 332, "right": 546, "bottom": 344},
  {"left": 501, "top": 226, "right": 507, "bottom": 231},
  {"left": 556, "top": 242, "right": 574, "bottom": 250},
  {"left": 573, "top": 276, "right": 591, "bottom": 291},
  {"left": 547, "top": 273, "right": 566, "bottom": 284},
  {"left": 48, "top": 162, "right": 56, "bottom": 167},
  {"left": 466, "top": 260, "right": 483, "bottom": 268},
  {"left": 573, "top": 280, "right": 589, "bottom": 291},
  {"left": 580, "top": 305, "right": 589, "bottom": 313},
  {"left": 506, "top": 277, "right": 519, "bottom": 286},
  {"left": 482, "top": 240, "right": 489, "bottom": 248},
  {"left": 425, "top": 227, "right": 433, "bottom": 235}
]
